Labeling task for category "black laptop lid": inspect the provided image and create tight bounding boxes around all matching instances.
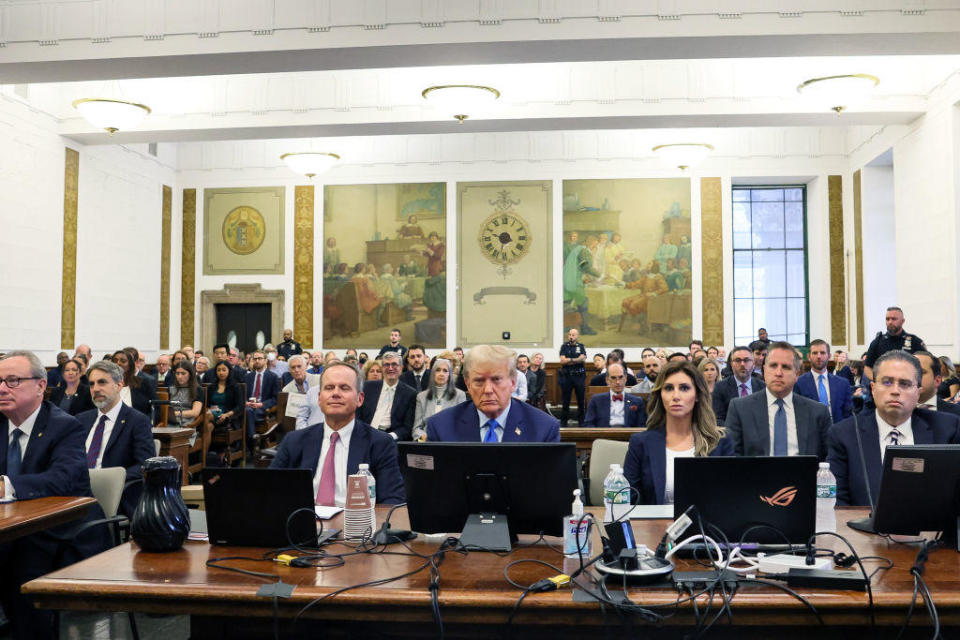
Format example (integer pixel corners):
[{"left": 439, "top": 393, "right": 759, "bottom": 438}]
[
  {"left": 673, "top": 456, "right": 818, "bottom": 545},
  {"left": 202, "top": 468, "right": 318, "bottom": 547}
]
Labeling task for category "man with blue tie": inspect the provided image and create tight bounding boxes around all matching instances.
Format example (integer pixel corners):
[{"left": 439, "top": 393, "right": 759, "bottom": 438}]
[
  {"left": 711, "top": 345, "right": 765, "bottom": 425},
  {"left": 795, "top": 339, "right": 854, "bottom": 423},
  {"left": 426, "top": 344, "right": 560, "bottom": 443},
  {"left": 828, "top": 350, "right": 960, "bottom": 506},
  {"left": 0, "top": 351, "right": 109, "bottom": 640},
  {"left": 583, "top": 363, "right": 647, "bottom": 428},
  {"left": 725, "top": 342, "right": 832, "bottom": 460}
]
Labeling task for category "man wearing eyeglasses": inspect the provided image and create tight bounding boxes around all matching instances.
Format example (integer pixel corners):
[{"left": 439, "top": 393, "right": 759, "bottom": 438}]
[
  {"left": 355, "top": 351, "right": 416, "bottom": 441},
  {"left": 0, "top": 351, "right": 109, "bottom": 640},
  {"left": 827, "top": 350, "right": 960, "bottom": 506},
  {"left": 711, "top": 345, "right": 766, "bottom": 426}
]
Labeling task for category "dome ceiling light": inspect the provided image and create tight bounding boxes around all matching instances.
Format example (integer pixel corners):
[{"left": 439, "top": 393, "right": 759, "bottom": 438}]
[
  {"left": 280, "top": 152, "right": 340, "bottom": 178},
  {"left": 422, "top": 84, "right": 501, "bottom": 123},
  {"left": 652, "top": 143, "right": 715, "bottom": 171},
  {"left": 72, "top": 98, "right": 151, "bottom": 134},
  {"left": 796, "top": 74, "right": 880, "bottom": 113}
]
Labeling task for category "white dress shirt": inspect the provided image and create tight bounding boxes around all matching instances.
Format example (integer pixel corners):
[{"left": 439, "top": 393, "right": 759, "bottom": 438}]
[
  {"left": 477, "top": 402, "right": 513, "bottom": 442},
  {"left": 2, "top": 404, "right": 42, "bottom": 501},
  {"left": 119, "top": 386, "right": 132, "bottom": 408},
  {"left": 664, "top": 446, "right": 696, "bottom": 504},
  {"left": 511, "top": 372, "right": 528, "bottom": 402},
  {"left": 85, "top": 400, "right": 123, "bottom": 469},
  {"left": 875, "top": 411, "right": 913, "bottom": 462},
  {"left": 313, "top": 420, "right": 355, "bottom": 507},
  {"left": 765, "top": 389, "right": 799, "bottom": 456},
  {"left": 608, "top": 391, "right": 626, "bottom": 426},
  {"left": 371, "top": 381, "right": 398, "bottom": 432}
]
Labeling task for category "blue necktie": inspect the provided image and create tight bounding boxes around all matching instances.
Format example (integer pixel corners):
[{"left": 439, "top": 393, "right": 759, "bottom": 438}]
[
  {"left": 483, "top": 420, "right": 499, "bottom": 443},
  {"left": 773, "top": 398, "right": 788, "bottom": 456},
  {"left": 817, "top": 375, "right": 829, "bottom": 407},
  {"left": 6, "top": 428, "right": 23, "bottom": 479}
]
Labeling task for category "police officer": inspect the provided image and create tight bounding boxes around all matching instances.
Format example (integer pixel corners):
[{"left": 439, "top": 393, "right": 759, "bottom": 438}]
[
  {"left": 277, "top": 329, "right": 303, "bottom": 361},
  {"left": 864, "top": 306, "right": 926, "bottom": 381},
  {"left": 558, "top": 327, "right": 588, "bottom": 427}
]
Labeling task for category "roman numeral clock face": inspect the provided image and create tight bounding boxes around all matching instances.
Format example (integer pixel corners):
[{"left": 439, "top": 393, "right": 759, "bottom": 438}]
[{"left": 478, "top": 212, "right": 531, "bottom": 275}]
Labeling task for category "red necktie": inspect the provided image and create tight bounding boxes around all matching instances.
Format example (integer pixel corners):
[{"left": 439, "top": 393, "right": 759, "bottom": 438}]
[
  {"left": 612, "top": 394, "right": 624, "bottom": 402},
  {"left": 315, "top": 431, "right": 339, "bottom": 506},
  {"left": 253, "top": 373, "right": 262, "bottom": 399}
]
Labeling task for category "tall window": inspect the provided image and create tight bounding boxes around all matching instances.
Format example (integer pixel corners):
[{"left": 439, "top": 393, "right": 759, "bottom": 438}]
[{"left": 732, "top": 186, "right": 808, "bottom": 346}]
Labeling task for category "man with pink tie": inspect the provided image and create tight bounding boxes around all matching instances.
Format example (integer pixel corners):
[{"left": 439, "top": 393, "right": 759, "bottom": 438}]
[{"left": 711, "top": 345, "right": 766, "bottom": 426}]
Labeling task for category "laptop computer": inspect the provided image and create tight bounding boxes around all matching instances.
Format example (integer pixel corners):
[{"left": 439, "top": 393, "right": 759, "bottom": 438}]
[
  {"left": 673, "top": 456, "right": 818, "bottom": 546},
  {"left": 202, "top": 468, "right": 319, "bottom": 547}
]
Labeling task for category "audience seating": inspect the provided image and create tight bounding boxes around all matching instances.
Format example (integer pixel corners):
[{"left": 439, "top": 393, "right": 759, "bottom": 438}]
[
  {"left": 211, "top": 382, "right": 246, "bottom": 467},
  {"left": 587, "top": 439, "right": 630, "bottom": 506},
  {"left": 184, "top": 385, "right": 213, "bottom": 480}
]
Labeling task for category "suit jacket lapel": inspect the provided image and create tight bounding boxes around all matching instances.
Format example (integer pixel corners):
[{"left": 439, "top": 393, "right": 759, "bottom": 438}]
[
  {"left": 599, "top": 395, "right": 611, "bottom": 427},
  {"left": 457, "top": 404, "right": 482, "bottom": 442},
  {"left": 750, "top": 393, "right": 771, "bottom": 455},
  {"left": 649, "top": 431, "right": 667, "bottom": 504},
  {"left": 912, "top": 411, "right": 935, "bottom": 444},
  {"left": 303, "top": 426, "right": 324, "bottom": 471},
  {"left": 501, "top": 400, "right": 524, "bottom": 442},
  {"left": 103, "top": 406, "right": 127, "bottom": 457},
  {"left": 793, "top": 397, "right": 811, "bottom": 455},
  {"left": 20, "top": 403, "right": 51, "bottom": 472},
  {"left": 346, "top": 424, "right": 367, "bottom": 475},
  {"left": 0, "top": 419, "right": 8, "bottom": 476},
  {"left": 860, "top": 414, "right": 883, "bottom": 497}
]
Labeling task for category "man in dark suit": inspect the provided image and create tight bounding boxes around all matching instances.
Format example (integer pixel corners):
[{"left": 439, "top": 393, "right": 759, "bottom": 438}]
[
  {"left": 915, "top": 351, "right": 960, "bottom": 418},
  {"left": 583, "top": 363, "right": 647, "bottom": 428},
  {"left": 271, "top": 362, "right": 404, "bottom": 505},
  {"left": 725, "top": 342, "right": 832, "bottom": 460},
  {"left": 712, "top": 345, "right": 765, "bottom": 426},
  {"left": 244, "top": 350, "right": 281, "bottom": 452},
  {"left": 828, "top": 350, "right": 960, "bottom": 506},
  {"left": 795, "top": 339, "right": 854, "bottom": 423},
  {"left": 0, "top": 351, "right": 110, "bottom": 640},
  {"left": 357, "top": 352, "right": 417, "bottom": 441},
  {"left": 76, "top": 361, "right": 156, "bottom": 518},
  {"left": 399, "top": 344, "right": 430, "bottom": 391},
  {"left": 426, "top": 344, "right": 560, "bottom": 443}
]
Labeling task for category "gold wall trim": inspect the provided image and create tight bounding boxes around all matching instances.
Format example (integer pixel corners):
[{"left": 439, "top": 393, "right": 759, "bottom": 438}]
[
  {"left": 60, "top": 148, "right": 79, "bottom": 350},
  {"left": 828, "top": 175, "right": 847, "bottom": 345},
  {"left": 160, "top": 185, "right": 172, "bottom": 350},
  {"left": 293, "top": 185, "right": 315, "bottom": 349},
  {"left": 700, "top": 177, "right": 724, "bottom": 346},
  {"left": 853, "top": 170, "right": 865, "bottom": 345},
  {"left": 181, "top": 188, "right": 197, "bottom": 348}
]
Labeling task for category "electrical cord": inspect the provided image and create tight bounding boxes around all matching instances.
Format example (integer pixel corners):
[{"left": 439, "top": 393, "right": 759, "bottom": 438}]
[
  {"left": 737, "top": 577, "right": 825, "bottom": 625},
  {"left": 805, "top": 530, "right": 877, "bottom": 628},
  {"left": 896, "top": 538, "right": 942, "bottom": 640}
]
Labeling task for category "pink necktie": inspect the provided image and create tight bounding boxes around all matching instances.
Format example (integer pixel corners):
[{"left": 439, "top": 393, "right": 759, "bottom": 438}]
[
  {"left": 739, "top": 383, "right": 748, "bottom": 397},
  {"left": 315, "top": 431, "right": 339, "bottom": 506}
]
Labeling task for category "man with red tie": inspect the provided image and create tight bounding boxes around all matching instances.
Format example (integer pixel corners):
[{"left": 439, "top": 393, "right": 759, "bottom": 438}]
[
  {"left": 244, "top": 350, "right": 280, "bottom": 456},
  {"left": 711, "top": 345, "right": 766, "bottom": 426},
  {"left": 270, "top": 362, "right": 404, "bottom": 506},
  {"left": 583, "top": 363, "right": 647, "bottom": 428}
]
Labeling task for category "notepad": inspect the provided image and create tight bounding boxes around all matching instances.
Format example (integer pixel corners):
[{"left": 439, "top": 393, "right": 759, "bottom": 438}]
[{"left": 314, "top": 505, "right": 344, "bottom": 519}]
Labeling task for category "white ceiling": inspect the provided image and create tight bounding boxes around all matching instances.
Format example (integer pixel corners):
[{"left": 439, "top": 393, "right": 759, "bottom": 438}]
[{"left": 2, "top": 0, "right": 960, "bottom": 148}]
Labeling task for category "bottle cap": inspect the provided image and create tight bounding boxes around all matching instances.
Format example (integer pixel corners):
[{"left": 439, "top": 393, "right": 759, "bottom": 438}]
[
  {"left": 818, "top": 462, "right": 829, "bottom": 469},
  {"left": 359, "top": 463, "right": 369, "bottom": 470}
]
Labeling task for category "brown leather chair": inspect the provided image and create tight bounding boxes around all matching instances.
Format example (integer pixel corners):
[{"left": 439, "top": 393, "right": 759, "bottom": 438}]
[{"left": 185, "top": 384, "right": 213, "bottom": 479}]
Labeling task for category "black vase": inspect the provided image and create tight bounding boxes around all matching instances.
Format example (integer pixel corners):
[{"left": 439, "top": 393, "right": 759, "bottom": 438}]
[{"left": 130, "top": 456, "right": 190, "bottom": 552}]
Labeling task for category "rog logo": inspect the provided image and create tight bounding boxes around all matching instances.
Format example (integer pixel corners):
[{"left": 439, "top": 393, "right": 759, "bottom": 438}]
[{"left": 760, "top": 486, "right": 798, "bottom": 507}]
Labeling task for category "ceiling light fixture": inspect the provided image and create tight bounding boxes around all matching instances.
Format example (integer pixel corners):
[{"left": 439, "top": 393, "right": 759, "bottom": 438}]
[
  {"left": 280, "top": 152, "right": 340, "bottom": 178},
  {"left": 72, "top": 98, "right": 151, "bottom": 134},
  {"left": 422, "top": 84, "right": 501, "bottom": 123},
  {"left": 796, "top": 74, "right": 879, "bottom": 113},
  {"left": 652, "top": 143, "right": 715, "bottom": 170}
]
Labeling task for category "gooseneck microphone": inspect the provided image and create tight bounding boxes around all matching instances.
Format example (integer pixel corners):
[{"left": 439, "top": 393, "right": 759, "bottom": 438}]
[{"left": 847, "top": 410, "right": 877, "bottom": 533}]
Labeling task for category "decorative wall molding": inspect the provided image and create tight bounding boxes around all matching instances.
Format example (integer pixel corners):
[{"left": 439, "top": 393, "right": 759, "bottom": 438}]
[
  {"left": 60, "top": 147, "right": 78, "bottom": 349},
  {"left": 160, "top": 184, "right": 172, "bottom": 350},
  {"left": 700, "top": 177, "right": 723, "bottom": 347},
  {"left": 181, "top": 188, "right": 197, "bottom": 347},
  {"left": 828, "top": 175, "right": 846, "bottom": 346},
  {"left": 293, "top": 185, "right": 314, "bottom": 349},
  {"left": 853, "top": 170, "right": 865, "bottom": 346}
]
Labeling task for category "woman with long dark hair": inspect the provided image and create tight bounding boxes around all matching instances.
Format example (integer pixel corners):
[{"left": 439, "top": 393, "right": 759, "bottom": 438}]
[
  {"left": 111, "top": 349, "right": 156, "bottom": 416},
  {"left": 413, "top": 358, "right": 466, "bottom": 441},
  {"left": 623, "top": 360, "right": 732, "bottom": 504},
  {"left": 167, "top": 360, "right": 203, "bottom": 426},
  {"left": 209, "top": 361, "right": 242, "bottom": 429}
]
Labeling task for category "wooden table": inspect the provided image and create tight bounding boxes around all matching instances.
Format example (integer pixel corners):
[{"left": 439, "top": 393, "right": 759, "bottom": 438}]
[
  {"left": 22, "top": 506, "right": 960, "bottom": 637},
  {"left": 152, "top": 427, "right": 194, "bottom": 484},
  {"left": 0, "top": 496, "right": 96, "bottom": 543}
]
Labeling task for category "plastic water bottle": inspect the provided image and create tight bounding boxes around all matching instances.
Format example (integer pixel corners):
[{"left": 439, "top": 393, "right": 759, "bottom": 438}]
[
  {"left": 603, "top": 464, "right": 630, "bottom": 522},
  {"left": 816, "top": 462, "right": 836, "bottom": 533},
  {"left": 358, "top": 463, "right": 377, "bottom": 507}
]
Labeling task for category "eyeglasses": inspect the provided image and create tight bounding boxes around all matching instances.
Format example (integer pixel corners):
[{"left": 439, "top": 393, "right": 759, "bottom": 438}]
[
  {"left": 730, "top": 358, "right": 753, "bottom": 364},
  {"left": 877, "top": 378, "right": 918, "bottom": 391},
  {"left": 382, "top": 362, "right": 401, "bottom": 368},
  {"left": 0, "top": 376, "right": 41, "bottom": 389}
]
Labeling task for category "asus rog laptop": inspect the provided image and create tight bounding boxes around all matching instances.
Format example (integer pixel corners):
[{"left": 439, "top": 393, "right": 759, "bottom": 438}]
[{"left": 673, "top": 456, "right": 818, "bottom": 546}]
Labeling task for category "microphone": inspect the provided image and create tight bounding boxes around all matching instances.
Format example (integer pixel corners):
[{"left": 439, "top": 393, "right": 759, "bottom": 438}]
[{"left": 847, "top": 409, "right": 877, "bottom": 533}]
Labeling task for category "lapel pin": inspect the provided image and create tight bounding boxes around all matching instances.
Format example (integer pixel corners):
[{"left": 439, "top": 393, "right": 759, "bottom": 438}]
[
  {"left": 37, "top": 432, "right": 43, "bottom": 438},
  {"left": 515, "top": 427, "right": 521, "bottom": 436}
]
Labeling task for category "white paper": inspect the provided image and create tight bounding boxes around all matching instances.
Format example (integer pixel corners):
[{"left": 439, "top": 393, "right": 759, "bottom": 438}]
[
  {"left": 285, "top": 393, "right": 308, "bottom": 418},
  {"left": 627, "top": 504, "right": 674, "bottom": 519},
  {"left": 314, "top": 505, "right": 344, "bottom": 519}
]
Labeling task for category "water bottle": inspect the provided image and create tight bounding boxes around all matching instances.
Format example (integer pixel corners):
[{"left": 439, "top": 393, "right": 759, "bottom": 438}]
[
  {"left": 603, "top": 464, "right": 630, "bottom": 522},
  {"left": 358, "top": 463, "right": 377, "bottom": 507},
  {"left": 816, "top": 462, "right": 836, "bottom": 533}
]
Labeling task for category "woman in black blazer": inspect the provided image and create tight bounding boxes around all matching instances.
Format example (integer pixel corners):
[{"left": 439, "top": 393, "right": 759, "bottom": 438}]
[
  {"left": 112, "top": 349, "right": 156, "bottom": 416},
  {"left": 48, "top": 358, "right": 95, "bottom": 416},
  {"left": 209, "top": 361, "right": 243, "bottom": 430},
  {"left": 623, "top": 360, "right": 732, "bottom": 505}
]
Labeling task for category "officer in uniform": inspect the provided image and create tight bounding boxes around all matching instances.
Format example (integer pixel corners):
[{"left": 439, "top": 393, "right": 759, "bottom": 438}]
[
  {"left": 558, "top": 327, "right": 588, "bottom": 427},
  {"left": 277, "top": 329, "right": 303, "bottom": 361},
  {"left": 864, "top": 306, "right": 926, "bottom": 381}
]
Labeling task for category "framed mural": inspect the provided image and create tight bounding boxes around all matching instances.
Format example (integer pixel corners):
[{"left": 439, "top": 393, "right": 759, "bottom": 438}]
[
  {"left": 458, "top": 181, "right": 552, "bottom": 347},
  {"left": 561, "top": 178, "right": 692, "bottom": 347},
  {"left": 203, "top": 186, "right": 285, "bottom": 275},
  {"left": 322, "top": 182, "right": 446, "bottom": 348}
]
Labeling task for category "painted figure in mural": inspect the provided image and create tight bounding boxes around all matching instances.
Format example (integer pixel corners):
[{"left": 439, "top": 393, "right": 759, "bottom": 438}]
[
  {"left": 619, "top": 261, "right": 669, "bottom": 330},
  {"left": 422, "top": 231, "right": 446, "bottom": 313},
  {"left": 677, "top": 234, "right": 692, "bottom": 264},
  {"left": 664, "top": 258, "right": 682, "bottom": 291},
  {"left": 562, "top": 231, "right": 601, "bottom": 335},
  {"left": 351, "top": 263, "right": 385, "bottom": 326},
  {"left": 624, "top": 258, "right": 644, "bottom": 285},
  {"left": 586, "top": 234, "right": 604, "bottom": 279},
  {"left": 398, "top": 214, "right": 425, "bottom": 239},
  {"left": 380, "top": 263, "right": 413, "bottom": 318},
  {"left": 422, "top": 231, "right": 445, "bottom": 277},
  {"left": 678, "top": 257, "right": 692, "bottom": 290},
  {"left": 605, "top": 232, "right": 624, "bottom": 267},
  {"left": 654, "top": 233, "right": 678, "bottom": 273},
  {"left": 324, "top": 237, "right": 341, "bottom": 272}
]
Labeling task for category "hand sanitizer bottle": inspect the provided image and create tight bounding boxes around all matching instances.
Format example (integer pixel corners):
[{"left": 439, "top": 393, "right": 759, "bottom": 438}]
[{"left": 564, "top": 489, "right": 592, "bottom": 558}]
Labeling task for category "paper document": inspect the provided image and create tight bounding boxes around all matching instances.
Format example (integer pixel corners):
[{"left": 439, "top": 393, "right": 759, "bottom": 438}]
[
  {"left": 314, "top": 505, "right": 344, "bottom": 519},
  {"left": 627, "top": 504, "right": 674, "bottom": 519},
  {"left": 285, "top": 393, "right": 307, "bottom": 418}
]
